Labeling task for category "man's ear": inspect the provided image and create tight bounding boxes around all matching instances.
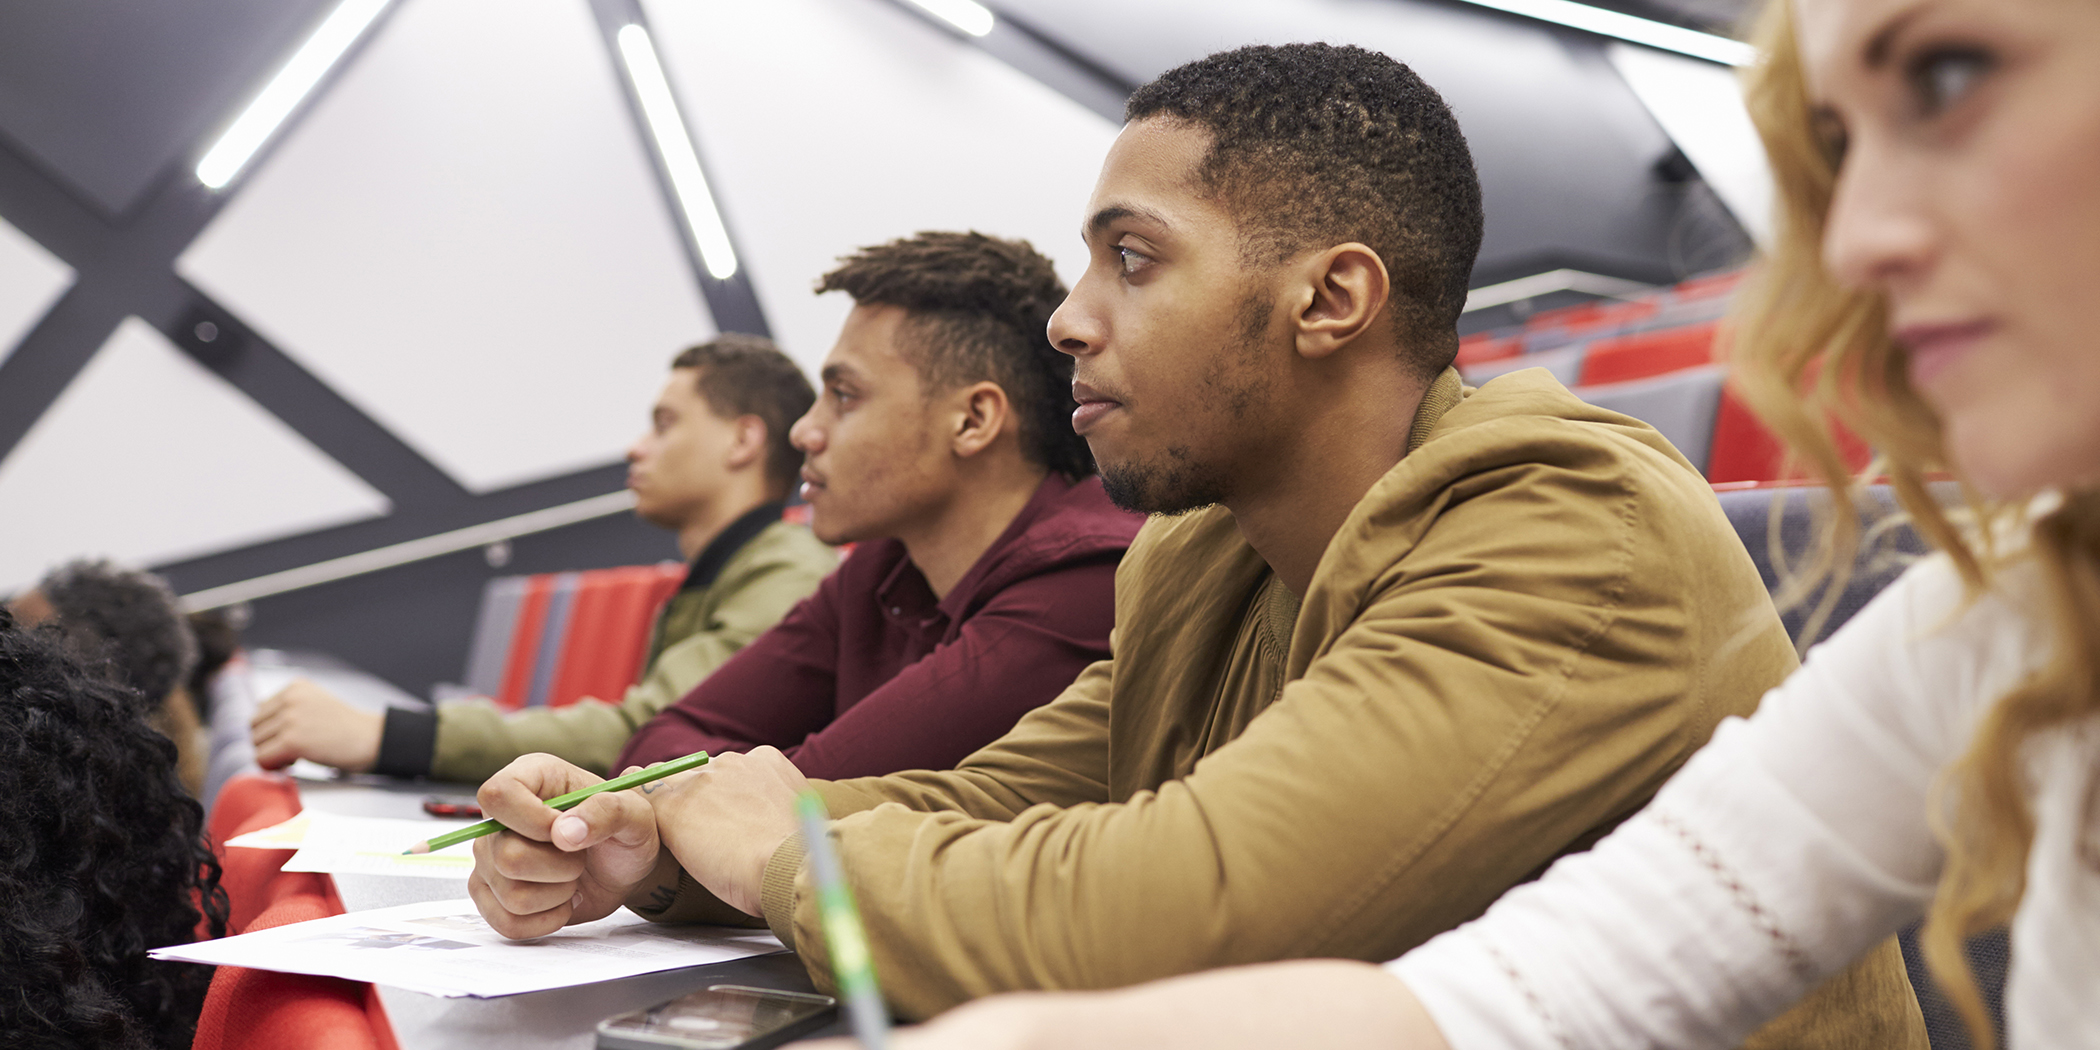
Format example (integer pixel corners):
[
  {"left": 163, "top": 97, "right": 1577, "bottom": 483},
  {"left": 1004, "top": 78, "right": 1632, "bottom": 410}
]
[
  {"left": 724, "top": 415, "right": 768, "bottom": 471},
  {"left": 949, "top": 381, "right": 1012, "bottom": 460},
  {"left": 1291, "top": 243, "right": 1390, "bottom": 360}
]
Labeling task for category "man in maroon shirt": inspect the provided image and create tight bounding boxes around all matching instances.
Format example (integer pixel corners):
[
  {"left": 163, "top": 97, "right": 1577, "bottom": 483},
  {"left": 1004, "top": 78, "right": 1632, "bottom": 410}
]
[{"left": 616, "top": 231, "right": 1142, "bottom": 779}]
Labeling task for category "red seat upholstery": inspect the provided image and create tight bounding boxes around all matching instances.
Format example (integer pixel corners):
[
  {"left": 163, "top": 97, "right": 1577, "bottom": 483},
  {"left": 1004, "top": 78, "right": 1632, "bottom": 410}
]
[
  {"left": 1576, "top": 322, "right": 1720, "bottom": 386},
  {"left": 1523, "top": 297, "right": 1659, "bottom": 338},
  {"left": 191, "top": 888, "right": 396, "bottom": 1050},
  {"left": 1706, "top": 385, "right": 1872, "bottom": 484},
  {"left": 208, "top": 773, "right": 306, "bottom": 938},
  {"left": 547, "top": 564, "right": 688, "bottom": 707},
  {"left": 1455, "top": 333, "right": 1522, "bottom": 368},
  {"left": 491, "top": 574, "right": 558, "bottom": 710}
]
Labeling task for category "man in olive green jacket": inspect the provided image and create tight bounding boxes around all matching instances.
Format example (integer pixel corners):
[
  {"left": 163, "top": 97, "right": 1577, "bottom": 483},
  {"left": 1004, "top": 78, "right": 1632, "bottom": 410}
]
[
  {"left": 464, "top": 45, "right": 1923, "bottom": 1048},
  {"left": 250, "top": 335, "right": 837, "bottom": 782}
]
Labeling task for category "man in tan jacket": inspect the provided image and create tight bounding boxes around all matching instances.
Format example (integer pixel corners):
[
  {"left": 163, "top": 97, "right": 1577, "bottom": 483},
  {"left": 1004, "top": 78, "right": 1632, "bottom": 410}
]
[{"left": 465, "top": 43, "right": 1923, "bottom": 1046}]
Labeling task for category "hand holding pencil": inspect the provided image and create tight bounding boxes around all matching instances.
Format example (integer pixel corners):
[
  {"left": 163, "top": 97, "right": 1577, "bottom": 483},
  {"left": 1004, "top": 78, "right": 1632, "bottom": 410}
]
[{"left": 462, "top": 751, "right": 704, "bottom": 940}]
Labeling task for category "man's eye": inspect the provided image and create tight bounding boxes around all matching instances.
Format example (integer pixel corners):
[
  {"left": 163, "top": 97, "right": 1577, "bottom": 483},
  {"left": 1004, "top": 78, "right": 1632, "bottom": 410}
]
[
  {"left": 1115, "top": 246, "right": 1150, "bottom": 275},
  {"left": 1908, "top": 47, "right": 1992, "bottom": 116}
]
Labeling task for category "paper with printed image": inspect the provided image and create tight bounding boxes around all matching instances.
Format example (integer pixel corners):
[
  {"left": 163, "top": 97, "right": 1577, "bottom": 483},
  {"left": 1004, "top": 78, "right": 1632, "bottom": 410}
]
[
  {"left": 150, "top": 898, "right": 785, "bottom": 998},
  {"left": 277, "top": 811, "right": 479, "bottom": 879}
]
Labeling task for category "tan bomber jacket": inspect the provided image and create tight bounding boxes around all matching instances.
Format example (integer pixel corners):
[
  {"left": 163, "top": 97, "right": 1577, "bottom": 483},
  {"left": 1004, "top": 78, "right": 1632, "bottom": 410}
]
[{"left": 659, "top": 368, "right": 1924, "bottom": 1044}]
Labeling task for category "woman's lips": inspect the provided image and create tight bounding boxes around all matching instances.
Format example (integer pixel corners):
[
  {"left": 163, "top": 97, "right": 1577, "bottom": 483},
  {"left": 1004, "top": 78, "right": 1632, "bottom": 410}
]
[{"left": 1896, "top": 320, "right": 1995, "bottom": 391}]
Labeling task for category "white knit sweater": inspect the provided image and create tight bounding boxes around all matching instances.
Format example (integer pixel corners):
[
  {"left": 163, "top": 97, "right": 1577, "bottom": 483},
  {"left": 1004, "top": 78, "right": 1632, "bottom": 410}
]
[{"left": 1393, "top": 554, "right": 2100, "bottom": 1049}]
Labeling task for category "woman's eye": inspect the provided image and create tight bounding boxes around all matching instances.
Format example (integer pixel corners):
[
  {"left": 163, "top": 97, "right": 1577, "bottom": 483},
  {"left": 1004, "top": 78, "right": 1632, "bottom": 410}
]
[
  {"left": 1811, "top": 111, "right": 1849, "bottom": 171},
  {"left": 1908, "top": 47, "right": 1992, "bottom": 116}
]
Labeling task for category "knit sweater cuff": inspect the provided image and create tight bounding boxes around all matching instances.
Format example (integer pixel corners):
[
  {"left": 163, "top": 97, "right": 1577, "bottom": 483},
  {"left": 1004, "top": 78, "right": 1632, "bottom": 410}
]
[
  {"left": 761, "top": 834, "right": 807, "bottom": 953},
  {"left": 371, "top": 706, "right": 437, "bottom": 778}
]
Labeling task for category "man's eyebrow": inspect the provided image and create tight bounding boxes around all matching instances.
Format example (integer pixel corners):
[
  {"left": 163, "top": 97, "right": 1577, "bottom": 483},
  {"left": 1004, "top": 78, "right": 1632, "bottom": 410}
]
[
  {"left": 1085, "top": 203, "right": 1171, "bottom": 239},
  {"left": 819, "top": 362, "right": 856, "bottom": 384}
]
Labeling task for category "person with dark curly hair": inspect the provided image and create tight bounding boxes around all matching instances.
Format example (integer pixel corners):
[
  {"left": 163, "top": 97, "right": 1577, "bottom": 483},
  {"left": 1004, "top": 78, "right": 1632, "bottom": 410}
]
[
  {"left": 615, "top": 230, "right": 1142, "bottom": 776},
  {"left": 0, "top": 605, "right": 228, "bottom": 1049},
  {"left": 11, "top": 558, "right": 209, "bottom": 798},
  {"left": 466, "top": 44, "right": 1916, "bottom": 1042}
]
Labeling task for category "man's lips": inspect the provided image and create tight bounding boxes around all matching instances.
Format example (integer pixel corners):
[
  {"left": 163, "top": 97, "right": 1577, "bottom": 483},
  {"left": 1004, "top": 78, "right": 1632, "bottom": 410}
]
[
  {"left": 1895, "top": 319, "right": 1995, "bottom": 391},
  {"left": 798, "top": 467, "right": 825, "bottom": 502},
  {"left": 1071, "top": 380, "right": 1122, "bottom": 435}
]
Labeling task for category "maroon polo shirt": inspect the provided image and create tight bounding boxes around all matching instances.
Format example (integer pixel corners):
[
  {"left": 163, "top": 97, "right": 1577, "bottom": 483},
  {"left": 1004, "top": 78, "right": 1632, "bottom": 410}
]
[{"left": 617, "top": 473, "right": 1142, "bottom": 779}]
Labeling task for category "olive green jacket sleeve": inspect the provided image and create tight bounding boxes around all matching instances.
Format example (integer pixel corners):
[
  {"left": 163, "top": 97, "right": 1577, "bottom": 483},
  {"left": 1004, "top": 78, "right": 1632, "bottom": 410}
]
[
  {"left": 762, "top": 392, "right": 1803, "bottom": 1020},
  {"left": 428, "top": 522, "right": 836, "bottom": 782}
]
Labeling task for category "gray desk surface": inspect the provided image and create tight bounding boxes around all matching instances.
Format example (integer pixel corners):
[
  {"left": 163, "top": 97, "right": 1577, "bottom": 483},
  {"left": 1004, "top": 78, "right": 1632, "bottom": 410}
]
[{"left": 294, "top": 777, "right": 852, "bottom": 1048}]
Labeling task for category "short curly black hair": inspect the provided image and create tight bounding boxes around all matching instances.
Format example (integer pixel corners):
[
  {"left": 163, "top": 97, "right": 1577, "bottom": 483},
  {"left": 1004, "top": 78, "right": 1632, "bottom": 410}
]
[
  {"left": 671, "top": 334, "right": 818, "bottom": 499},
  {"left": 1126, "top": 43, "right": 1484, "bottom": 378},
  {"left": 37, "top": 558, "right": 198, "bottom": 706},
  {"left": 817, "top": 231, "right": 1094, "bottom": 480},
  {"left": 0, "top": 607, "right": 228, "bottom": 1050}
]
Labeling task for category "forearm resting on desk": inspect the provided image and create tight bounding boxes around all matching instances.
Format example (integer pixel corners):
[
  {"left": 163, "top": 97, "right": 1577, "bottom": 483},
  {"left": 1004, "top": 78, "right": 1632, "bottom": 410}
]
[{"left": 804, "top": 960, "right": 1450, "bottom": 1050}]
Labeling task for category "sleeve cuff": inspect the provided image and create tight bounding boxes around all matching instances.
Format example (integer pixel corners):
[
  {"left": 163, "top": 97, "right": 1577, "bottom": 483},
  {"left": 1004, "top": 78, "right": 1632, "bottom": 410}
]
[
  {"left": 761, "top": 834, "right": 807, "bottom": 953},
  {"left": 638, "top": 868, "right": 768, "bottom": 928},
  {"left": 371, "top": 706, "right": 438, "bottom": 778}
]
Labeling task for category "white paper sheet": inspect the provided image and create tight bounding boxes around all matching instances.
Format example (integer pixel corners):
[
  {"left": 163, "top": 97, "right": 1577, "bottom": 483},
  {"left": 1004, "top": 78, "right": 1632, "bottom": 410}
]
[
  {"left": 224, "top": 811, "right": 313, "bottom": 850},
  {"left": 279, "top": 812, "right": 479, "bottom": 879},
  {"left": 150, "top": 899, "right": 785, "bottom": 998}
]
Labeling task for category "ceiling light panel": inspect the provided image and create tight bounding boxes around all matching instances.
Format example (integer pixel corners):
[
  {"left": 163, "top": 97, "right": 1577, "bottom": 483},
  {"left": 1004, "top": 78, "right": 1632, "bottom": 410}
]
[
  {"left": 196, "top": 0, "right": 393, "bottom": 189},
  {"left": 179, "top": 0, "right": 714, "bottom": 494}
]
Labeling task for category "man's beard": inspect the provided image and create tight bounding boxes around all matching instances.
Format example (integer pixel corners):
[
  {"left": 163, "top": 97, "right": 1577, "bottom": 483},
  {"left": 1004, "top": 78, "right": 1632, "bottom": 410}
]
[
  {"left": 1100, "top": 448, "right": 1230, "bottom": 515},
  {"left": 1098, "top": 288, "right": 1272, "bottom": 516}
]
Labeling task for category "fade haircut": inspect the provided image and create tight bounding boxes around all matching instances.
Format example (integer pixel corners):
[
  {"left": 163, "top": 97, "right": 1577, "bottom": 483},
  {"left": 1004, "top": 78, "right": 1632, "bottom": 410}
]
[
  {"left": 1125, "top": 43, "right": 1484, "bottom": 379},
  {"left": 817, "top": 231, "right": 1095, "bottom": 480},
  {"left": 671, "top": 333, "right": 816, "bottom": 499},
  {"left": 36, "top": 559, "right": 197, "bottom": 707}
]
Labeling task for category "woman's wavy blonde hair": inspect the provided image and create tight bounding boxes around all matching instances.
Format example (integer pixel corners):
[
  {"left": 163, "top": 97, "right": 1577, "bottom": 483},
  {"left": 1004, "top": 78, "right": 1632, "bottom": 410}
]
[{"left": 1736, "top": 3, "right": 2100, "bottom": 1046}]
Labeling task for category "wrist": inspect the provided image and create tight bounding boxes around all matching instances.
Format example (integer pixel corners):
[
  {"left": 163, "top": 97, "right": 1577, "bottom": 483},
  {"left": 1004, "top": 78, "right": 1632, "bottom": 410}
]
[
  {"left": 626, "top": 847, "right": 687, "bottom": 917},
  {"left": 348, "top": 708, "right": 384, "bottom": 772}
]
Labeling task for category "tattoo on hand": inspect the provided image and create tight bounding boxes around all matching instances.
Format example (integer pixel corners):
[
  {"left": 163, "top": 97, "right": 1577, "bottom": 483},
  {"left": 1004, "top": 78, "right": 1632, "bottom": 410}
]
[
  {"left": 641, "top": 783, "right": 659, "bottom": 795},
  {"left": 642, "top": 883, "right": 677, "bottom": 914}
]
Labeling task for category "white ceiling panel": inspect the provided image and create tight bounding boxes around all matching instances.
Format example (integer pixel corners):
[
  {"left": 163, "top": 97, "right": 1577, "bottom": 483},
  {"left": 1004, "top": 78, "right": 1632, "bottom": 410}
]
[
  {"left": 0, "top": 317, "right": 390, "bottom": 594},
  {"left": 179, "top": 0, "right": 713, "bottom": 493},
  {"left": 642, "top": 0, "right": 1119, "bottom": 375},
  {"left": 0, "top": 214, "right": 72, "bottom": 368}
]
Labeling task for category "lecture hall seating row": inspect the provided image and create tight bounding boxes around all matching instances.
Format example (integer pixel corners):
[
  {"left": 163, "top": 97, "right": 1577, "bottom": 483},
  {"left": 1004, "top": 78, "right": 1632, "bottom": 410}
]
[{"left": 1457, "top": 270, "right": 1871, "bottom": 484}]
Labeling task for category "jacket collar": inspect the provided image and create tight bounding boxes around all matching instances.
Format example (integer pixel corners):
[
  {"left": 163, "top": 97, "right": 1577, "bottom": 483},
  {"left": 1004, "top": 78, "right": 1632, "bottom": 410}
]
[{"left": 682, "top": 500, "right": 787, "bottom": 592}]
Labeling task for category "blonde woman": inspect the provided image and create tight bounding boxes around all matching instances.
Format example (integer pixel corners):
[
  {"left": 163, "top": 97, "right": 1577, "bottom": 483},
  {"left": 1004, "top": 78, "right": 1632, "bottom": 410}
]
[{"left": 806, "top": 0, "right": 2100, "bottom": 1046}]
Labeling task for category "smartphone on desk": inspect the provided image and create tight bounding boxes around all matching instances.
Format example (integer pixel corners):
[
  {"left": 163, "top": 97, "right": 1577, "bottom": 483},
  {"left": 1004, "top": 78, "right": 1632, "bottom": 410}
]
[{"left": 596, "top": 984, "right": 837, "bottom": 1050}]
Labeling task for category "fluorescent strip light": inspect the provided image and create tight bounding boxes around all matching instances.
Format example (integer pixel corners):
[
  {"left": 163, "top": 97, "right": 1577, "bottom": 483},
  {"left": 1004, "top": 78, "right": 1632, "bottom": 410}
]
[
  {"left": 616, "top": 24, "right": 739, "bottom": 281},
  {"left": 180, "top": 491, "right": 636, "bottom": 611},
  {"left": 196, "top": 0, "right": 392, "bottom": 189},
  {"left": 1454, "top": 0, "right": 1756, "bottom": 66},
  {"left": 902, "top": 0, "right": 995, "bottom": 37}
]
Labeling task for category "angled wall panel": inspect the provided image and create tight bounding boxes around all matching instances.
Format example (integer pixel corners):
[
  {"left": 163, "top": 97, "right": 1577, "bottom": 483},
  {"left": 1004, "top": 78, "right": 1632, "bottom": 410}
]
[
  {"left": 642, "top": 0, "right": 1118, "bottom": 374},
  {"left": 0, "top": 318, "right": 390, "bottom": 593},
  {"left": 0, "top": 214, "right": 73, "bottom": 369},
  {"left": 1607, "top": 42, "right": 1773, "bottom": 248},
  {"left": 179, "top": 0, "right": 714, "bottom": 494},
  {"left": 995, "top": 0, "right": 1700, "bottom": 283}
]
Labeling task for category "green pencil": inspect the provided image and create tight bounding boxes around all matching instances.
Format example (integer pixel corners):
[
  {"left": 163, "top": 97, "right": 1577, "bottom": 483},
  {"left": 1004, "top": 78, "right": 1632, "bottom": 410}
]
[
  {"left": 402, "top": 750, "right": 711, "bottom": 854},
  {"left": 797, "top": 790, "right": 889, "bottom": 1049}
]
